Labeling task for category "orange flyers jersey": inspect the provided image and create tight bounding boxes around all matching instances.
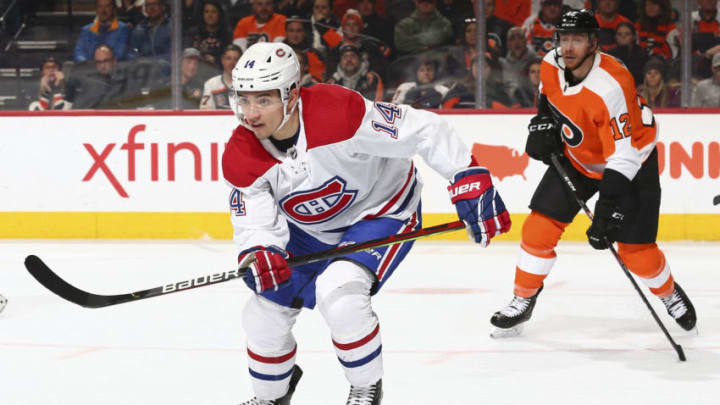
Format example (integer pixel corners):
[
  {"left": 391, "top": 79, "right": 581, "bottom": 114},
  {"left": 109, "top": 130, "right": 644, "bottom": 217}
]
[
  {"left": 232, "top": 13, "right": 287, "bottom": 51},
  {"left": 522, "top": 15, "right": 556, "bottom": 57},
  {"left": 539, "top": 49, "right": 658, "bottom": 181}
]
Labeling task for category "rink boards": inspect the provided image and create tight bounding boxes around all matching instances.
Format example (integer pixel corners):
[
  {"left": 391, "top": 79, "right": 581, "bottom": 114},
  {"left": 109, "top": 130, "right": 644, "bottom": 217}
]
[{"left": 1, "top": 110, "right": 718, "bottom": 240}]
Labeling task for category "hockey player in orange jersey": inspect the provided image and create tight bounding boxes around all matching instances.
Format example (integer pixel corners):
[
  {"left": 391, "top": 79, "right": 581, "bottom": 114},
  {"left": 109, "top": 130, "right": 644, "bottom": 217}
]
[{"left": 490, "top": 9, "right": 697, "bottom": 337}]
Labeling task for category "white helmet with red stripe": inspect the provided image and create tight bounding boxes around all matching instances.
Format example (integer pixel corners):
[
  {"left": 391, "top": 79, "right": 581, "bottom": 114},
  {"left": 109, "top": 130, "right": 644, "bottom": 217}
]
[{"left": 230, "top": 42, "right": 301, "bottom": 133}]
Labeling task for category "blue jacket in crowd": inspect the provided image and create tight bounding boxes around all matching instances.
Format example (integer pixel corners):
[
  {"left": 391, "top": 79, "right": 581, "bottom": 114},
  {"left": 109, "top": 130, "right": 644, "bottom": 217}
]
[
  {"left": 127, "top": 16, "right": 172, "bottom": 60},
  {"left": 74, "top": 18, "right": 131, "bottom": 62}
]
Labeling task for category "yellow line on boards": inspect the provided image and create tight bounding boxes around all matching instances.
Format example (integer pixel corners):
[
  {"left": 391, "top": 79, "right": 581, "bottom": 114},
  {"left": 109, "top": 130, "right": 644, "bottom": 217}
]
[{"left": 1, "top": 212, "right": 719, "bottom": 241}]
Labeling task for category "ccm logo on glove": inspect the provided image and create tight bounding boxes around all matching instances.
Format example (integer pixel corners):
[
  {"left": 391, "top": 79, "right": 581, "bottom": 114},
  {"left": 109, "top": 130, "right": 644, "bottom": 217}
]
[{"left": 528, "top": 122, "right": 555, "bottom": 132}]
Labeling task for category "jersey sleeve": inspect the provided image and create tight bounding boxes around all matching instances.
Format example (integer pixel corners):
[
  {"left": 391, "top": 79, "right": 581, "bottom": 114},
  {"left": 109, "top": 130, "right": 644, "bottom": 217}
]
[
  {"left": 346, "top": 98, "right": 472, "bottom": 180},
  {"left": 598, "top": 85, "right": 656, "bottom": 181},
  {"left": 228, "top": 179, "right": 290, "bottom": 253}
]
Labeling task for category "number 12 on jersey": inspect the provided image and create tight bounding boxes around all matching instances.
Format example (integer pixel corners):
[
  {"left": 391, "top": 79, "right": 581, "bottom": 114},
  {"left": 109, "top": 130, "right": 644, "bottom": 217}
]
[{"left": 610, "top": 113, "right": 631, "bottom": 141}]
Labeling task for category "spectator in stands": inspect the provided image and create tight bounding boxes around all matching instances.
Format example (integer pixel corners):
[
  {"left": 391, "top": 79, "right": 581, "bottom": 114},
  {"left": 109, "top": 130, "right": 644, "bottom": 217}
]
[
  {"left": 227, "top": 0, "right": 253, "bottom": 29},
  {"left": 439, "top": 0, "right": 473, "bottom": 40},
  {"left": 638, "top": 57, "right": 680, "bottom": 108},
  {"left": 500, "top": 26, "right": 538, "bottom": 99},
  {"left": 284, "top": 16, "right": 327, "bottom": 81},
  {"left": 180, "top": 0, "right": 205, "bottom": 29},
  {"left": 185, "top": 0, "right": 232, "bottom": 67},
  {"left": 493, "top": 0, "right": 530, "bottom": 28},
  {"left": 385, "top": 0, "right": 414, "bottom": 22},
  {"left": 356, "top": 0, "right": 395, "bottom": 49},
  {"left": 309, "top": 0, "right": 341, "bottom": 57},
  {"left": 391, "top": 58, "right": 448, "bottom": 108},
  {"left": 595, "top": 0, "right": 632, "bottom": 52},
  {"left": 442, "top": 53, "right": 513, "bottom": 109},
  {"left": 232, "top": 0, "right": 287, "bottom": 51},
  {"left": 68, "top": 44, "right": 128, "bottom": 108},
  {"left": 325, "top": 9, "right": 391, "bottom": 78},
  {"left": 394, "top": 0, "right": 453, "bottom": 55},
  {"left": 608, "top": 21, "right": 648, "bottom": 85},
  {"left": 692, "top": 53, "right": 720, "bottom": 107},
  {"left": 636, "top": 0, "right": 679, "bottom": 61},
  {"left": 28, "top": 57, "right": 71, "bottom": 110},
  {"left": 297, "top": 51, "right": 320, "bottom": 87},
  {"left": 483, "top": 0, "right": 513, "bottom": 58},
  {"left": 127, "top": 0, "right": 172, "bottom": 60},
  {"left": 276, "top": 0, "right": 313, "bottom": 18},
  {"left": 445, "top": 18, "right": 478, "bottom": 79},
  {"left": 74, "top": 0, "right": 131, "bottom": 62},
  {"left": 181, "top": 48, "right": 206, "bottom": 109},
  {"left": 200, "top": 44, "right": 242, "bottom": 109},
  {"left": 511, "top": 58, "right": 542, "bottom": 108},
  {"left": 326, "top": 44, "right": 384, "bottom": 101},
  {"left": 117, "top": 0, "right": 146, "bottom": 27},
  {"left": 522, "top": 0, "right": 563, "bottom": 57},
  {"left": 692, "top": 0, "right": 720, "bottom": 79}
]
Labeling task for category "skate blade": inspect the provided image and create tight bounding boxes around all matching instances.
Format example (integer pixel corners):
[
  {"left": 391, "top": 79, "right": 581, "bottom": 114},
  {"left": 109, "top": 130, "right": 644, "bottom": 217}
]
[{"left": 490, "top": 324, "right": 524, "bottom": 338}]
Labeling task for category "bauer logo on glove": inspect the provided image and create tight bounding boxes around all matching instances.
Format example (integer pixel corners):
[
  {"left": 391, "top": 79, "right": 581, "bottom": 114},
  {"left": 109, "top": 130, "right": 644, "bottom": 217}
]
[{"left": 448, "top": 166, "right": 512, "bottom": 247}]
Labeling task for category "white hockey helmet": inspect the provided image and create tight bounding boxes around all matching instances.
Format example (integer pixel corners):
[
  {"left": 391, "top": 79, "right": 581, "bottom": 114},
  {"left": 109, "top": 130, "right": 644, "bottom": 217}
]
[{"left": 230, "top": 42, "right": 301, "bottom": 133}]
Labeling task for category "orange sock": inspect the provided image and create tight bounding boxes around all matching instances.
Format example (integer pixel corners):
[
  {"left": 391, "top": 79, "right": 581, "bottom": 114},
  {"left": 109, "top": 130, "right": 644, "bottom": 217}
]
[
  {"left": 617, "top": 243, "right": 675, "bottom": 298},
  {"left": 513, "top": 211, "right": 569, "bottom": 298}
]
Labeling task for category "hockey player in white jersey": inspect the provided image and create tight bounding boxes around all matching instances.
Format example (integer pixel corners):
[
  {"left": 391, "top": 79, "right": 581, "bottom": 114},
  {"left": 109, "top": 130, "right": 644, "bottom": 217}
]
[{"left": 223, "top": 42, "right": 511, "bottom": 405}]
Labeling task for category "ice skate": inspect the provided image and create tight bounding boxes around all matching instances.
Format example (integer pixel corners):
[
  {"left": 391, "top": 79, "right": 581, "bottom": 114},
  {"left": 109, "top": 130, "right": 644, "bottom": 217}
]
[
  {"left": 346, "top": 379, "right": 382, "bottom": 405},
  {"left": 490, "top": 285, "right": 543, "bottom": 338},
  {"left": 238, "top": 365, "right": 303, "bottom": 405},
  {"left": 661, "top": 283, "right": 697, "bottom": 332}
]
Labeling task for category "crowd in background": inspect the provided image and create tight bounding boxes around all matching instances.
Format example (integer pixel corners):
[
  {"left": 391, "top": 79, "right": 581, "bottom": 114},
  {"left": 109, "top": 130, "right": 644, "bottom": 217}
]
[{"left": 5, "top": 0, "right": 720, "bottom": 110}]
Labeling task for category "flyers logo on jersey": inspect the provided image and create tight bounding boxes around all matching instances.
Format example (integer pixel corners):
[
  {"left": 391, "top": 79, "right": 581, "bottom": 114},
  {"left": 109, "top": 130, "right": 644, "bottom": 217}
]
[
  {"left": 548, "top": 101, "right": 584, "bottom": 147},
  {"left": 280, "top": 176, "right": 358, "bottom": 224}
]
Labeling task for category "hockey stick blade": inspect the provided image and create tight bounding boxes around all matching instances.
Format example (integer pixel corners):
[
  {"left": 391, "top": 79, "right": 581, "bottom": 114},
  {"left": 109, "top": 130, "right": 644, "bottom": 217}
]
[
  {"left": 23, "top": 255, "right": 242, "bottom": 308},
  {"left": 714, "top": 194, "right": 720, "bottom": 206},
  {"left": 24, "top": 220, "right": 465, "bottom": 309},
  {"left": 550, "top": 154, "right": 686, "bottom": 362}
]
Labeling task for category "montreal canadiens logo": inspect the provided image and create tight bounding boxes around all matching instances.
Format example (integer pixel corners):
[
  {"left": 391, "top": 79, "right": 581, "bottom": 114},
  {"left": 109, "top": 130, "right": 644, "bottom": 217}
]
[{"left": 280, "top": 177, "right": 358, "bottom": 224}]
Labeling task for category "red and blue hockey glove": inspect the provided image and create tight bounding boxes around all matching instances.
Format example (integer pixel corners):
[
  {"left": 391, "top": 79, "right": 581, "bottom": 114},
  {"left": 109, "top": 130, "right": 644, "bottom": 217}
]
[
  {"left": 238, "top": 245, "right": 292, "bottom": 293},
  {"left": 448, "top": 167, "right": 512, "bottom": 247}
]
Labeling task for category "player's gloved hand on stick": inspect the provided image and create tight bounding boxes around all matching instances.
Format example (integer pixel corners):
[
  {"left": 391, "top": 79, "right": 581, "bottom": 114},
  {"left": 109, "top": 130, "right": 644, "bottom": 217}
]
[
  {"left": 586, "top": 199, "right": 624, "bottom": 250},
  {"left": 448, "top": 166, "right": 511, "bottom": 247},
  {"left": 525, "top": 115, "right": 563, "bottom": 165},
  {"left": 239, "top": 245, "right": 292, "bottom": 293}
]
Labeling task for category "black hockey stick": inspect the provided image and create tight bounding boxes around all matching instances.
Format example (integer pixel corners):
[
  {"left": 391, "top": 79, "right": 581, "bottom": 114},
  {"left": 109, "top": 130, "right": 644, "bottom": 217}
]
[
  {"left": 549, "top": 154, "right": 686, "bottom": 362},
  {"left": 713, "top": 194, "right": 720, "bottom": 206},
  {"left": 24, "top": 220, "right": 465, "bottom": 309}
]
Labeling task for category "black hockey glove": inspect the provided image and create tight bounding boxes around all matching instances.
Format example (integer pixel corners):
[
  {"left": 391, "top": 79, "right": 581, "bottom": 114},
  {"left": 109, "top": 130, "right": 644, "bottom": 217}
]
[
  {"left": 525, "top": 115, "right": 563, "bottom": 165},
  {"left": 586, "top": 198, "right": 624, "bottom": 249},
  {"left": 587, "top": 168, "right": 632, "bottom": 250}
]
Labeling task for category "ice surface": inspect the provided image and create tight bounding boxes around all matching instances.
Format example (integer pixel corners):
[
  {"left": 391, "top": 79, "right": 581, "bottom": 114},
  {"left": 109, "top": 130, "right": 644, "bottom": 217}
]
[{"left": 1, "top": 240, "right": 718, "bottom": 404}]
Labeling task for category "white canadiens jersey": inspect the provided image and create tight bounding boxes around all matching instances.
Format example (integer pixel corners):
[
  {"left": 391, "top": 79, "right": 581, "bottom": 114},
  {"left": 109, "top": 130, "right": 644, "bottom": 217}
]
[{"left": 222, "top": 84, "right": 472, "bottom": 251}]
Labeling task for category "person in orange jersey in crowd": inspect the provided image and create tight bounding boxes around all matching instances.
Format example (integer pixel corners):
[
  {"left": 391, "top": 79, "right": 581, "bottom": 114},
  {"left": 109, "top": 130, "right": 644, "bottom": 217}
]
[
  {"left": 635, "top": 0, "right": 679, "bottom": 61},
  {"left": 489, "top": 9, "right": 697, "bottom": 338},
  {"left": 594, "top": 0, "right": 632, "bottom": 51},
  {"left": 233, "top": 0, "right": 287, "bottom": 51}
]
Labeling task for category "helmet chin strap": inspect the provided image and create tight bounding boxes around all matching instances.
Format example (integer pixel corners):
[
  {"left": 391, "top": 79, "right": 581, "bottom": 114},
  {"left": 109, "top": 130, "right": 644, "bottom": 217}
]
[
  {"left": 269, "top": 94, "right": 300, "bottom": 138},
  {"left": 557, "top": 39, "right": 597, "bottom": 86}
]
